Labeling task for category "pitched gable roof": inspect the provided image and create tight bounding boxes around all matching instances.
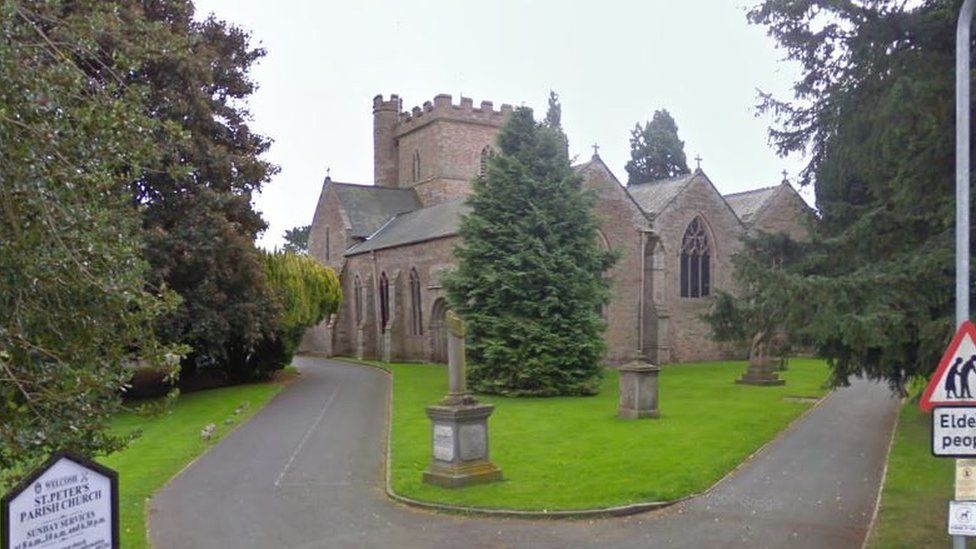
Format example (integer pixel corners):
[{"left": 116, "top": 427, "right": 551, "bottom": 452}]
[
  {"left": 346, "top": 198, "right": 468, "bottom": 255},
  {"left": 331, "top": 182, "right": 422, "bottom": 238},
  {"left": 626, "top": 172, "right": 698, "bottom": 216},
  {"left": 723, "top": 185, "right": 781, "bottom": 225}
]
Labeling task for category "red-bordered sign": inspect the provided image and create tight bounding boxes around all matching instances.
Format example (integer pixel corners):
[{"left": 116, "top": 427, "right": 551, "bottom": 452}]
[{"left": 921, "top": 320, "right": 976, "bottom": 411}]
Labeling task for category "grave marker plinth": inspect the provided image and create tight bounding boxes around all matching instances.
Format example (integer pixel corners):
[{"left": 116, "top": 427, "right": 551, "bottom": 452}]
[
  {"left": 618, "top": 351, "right": 661, "bottom": 419},
  {"left": 423, "top": 311, "right": 502, "bottom": 488},
  {"left": 736, "top": 356, "right": 786, "bottom": 386}
]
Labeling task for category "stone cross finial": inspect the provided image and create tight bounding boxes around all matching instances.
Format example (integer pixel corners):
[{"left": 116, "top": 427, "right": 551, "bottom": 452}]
[
  {"left": 592, "top": 143, "right": 600, "bottom": 157},
  {"left": 694, "top": 155, "right": 703, "bottom": 170},
  {"left": 781, "top": 169, "right": 788, "bottom": 182}
]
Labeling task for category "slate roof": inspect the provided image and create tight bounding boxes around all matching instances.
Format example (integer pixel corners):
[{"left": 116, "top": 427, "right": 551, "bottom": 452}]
[
  {"left": 626, "top": 172, "right": 698, "bottom": 216},
  {"left": 723, "top": 185, "right": 780, "bottom": 224},
  {"left": 331, "top": 182, "right": 422, "bottom": 238},
  {"left": 346, "top": 198, "right": 469, "bottom": 255}
]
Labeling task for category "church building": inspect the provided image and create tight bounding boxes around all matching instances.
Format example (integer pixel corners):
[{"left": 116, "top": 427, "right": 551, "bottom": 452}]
[{"left": 302, "top": 93, "right": 810, "bottom": 366}]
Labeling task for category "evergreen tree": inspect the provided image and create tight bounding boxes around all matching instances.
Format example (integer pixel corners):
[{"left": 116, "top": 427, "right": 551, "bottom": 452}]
[
  {"left": 709, "top": 0, "right": 964, "bottom": 390},
  {"left": 283, "top": 225, "right": 311, "bottom": 254},
  {"left": 128, "top": 2, "right": 280, "bottom": 383},
  {"left": 446, "top": 107, "right": 615, "bottom": 396},
  {"left": 545, "top": 90, "right": 562, "bottom": 130},
  {"left": 0, "top": 0, "right": 183, "bottom": 482},
  {"left": 625, "top": 109, "right": 690, "bottom": 184}
]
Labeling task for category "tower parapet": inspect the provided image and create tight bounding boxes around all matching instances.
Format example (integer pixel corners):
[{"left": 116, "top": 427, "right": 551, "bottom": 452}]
[{"left": 395, "top": 93, "right": 512, "bottom": 137}]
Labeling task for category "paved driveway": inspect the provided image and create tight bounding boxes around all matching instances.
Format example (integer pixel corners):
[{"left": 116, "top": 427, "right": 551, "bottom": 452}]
[{"left": 150, "top": 357, "right": 900, "bottom": 548}]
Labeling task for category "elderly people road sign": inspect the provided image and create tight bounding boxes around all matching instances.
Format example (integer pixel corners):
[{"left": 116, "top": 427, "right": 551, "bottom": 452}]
[{"left": 921, "top": 320, "right": 976, "bottom": 411}]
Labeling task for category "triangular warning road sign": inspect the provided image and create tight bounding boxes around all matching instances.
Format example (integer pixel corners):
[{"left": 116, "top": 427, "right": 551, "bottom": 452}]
[{"left": 921, "top": 320, "right": 976, "bottom": 411}]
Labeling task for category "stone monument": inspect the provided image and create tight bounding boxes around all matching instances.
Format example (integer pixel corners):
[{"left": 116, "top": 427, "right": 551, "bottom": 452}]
[
  {"left": 736, "top": 330, "right": 786, "bottom": 386},
  {"left": 618, "top": 350, "right": 661, "bottom": 419},
  {"left": 423, "top": 311, "right": 502, "bottom": 488}
]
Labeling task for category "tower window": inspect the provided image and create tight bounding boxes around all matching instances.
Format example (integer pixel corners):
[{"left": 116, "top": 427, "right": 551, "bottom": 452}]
[
  {"left": 680, "top": 217, "right": 711, "bottom": 298},
  {"left": 412, "top": 150, "right": 421, "bottom": 183}
]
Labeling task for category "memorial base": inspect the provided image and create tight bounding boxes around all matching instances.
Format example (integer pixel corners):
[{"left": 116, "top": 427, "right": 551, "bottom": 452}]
[
  {"left": 736, "top": 358, "right": 786, "bottom": 386},
  {"left": 617, "top": 354, "right": 661, "bottom": 420},
  {"left": 423, "top": 404, "right": 502, "bottom": 489}
]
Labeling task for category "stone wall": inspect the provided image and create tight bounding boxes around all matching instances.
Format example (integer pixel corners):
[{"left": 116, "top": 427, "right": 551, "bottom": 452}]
[
  {"left": 652, "top": 173, "right": 746, "bottom": 363},
  {"left": 751, "top": 184, "right": 811, "bottom": 241},
  {"left": 343, "top": 238, "right": 457, "bottom": 362},
  {"left": 308, "top": 183, "right": 352, "bottom": 273},
  {"left": 579, "top": 160, "right": 650, "bottom": 365}
]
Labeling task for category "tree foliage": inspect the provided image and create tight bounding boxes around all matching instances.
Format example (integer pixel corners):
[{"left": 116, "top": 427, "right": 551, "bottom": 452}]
[
  {"left": 246, "top": 252, "right": 342, "bottom": 378},
  {"left": 712, "top": 0, "right": 964, "bottom": 390},
  {"left": 625, "top": 109, "right": 690, "bottom": 185},
  {"left": 283, "top": 224, "right": 311, "bottom": 254},
  {"left": 126, "top": 1, "right": 280, "bottom": 383},
  {"left": 446, "top": 107, "right": 616, "bottom": 396},
  {"left": 0, "top": 0, "right": 183, "bottom": 483}
]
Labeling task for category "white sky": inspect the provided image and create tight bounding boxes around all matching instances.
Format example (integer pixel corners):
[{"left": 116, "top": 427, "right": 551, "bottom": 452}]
[{"left": 192, "top": 0, "right": 811, "bottom": 249}]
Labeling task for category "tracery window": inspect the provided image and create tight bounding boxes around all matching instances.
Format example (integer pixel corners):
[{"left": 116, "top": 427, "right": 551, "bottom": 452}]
[
  {"left": 353, "top": 275, "right": 363, "bottom": 325},
  {"left": 680, "top": 217, "right": 711, "bottom": 298},
  {"left": 409, "top": 268, "right": 423, "bottom": 335},
  {"left": 379, "top": 272, "right": 390, "bottom": 331}
]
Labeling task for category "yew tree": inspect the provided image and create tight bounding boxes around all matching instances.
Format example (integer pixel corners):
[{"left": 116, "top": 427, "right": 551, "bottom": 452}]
[{"left": 446, "top": 107, "right": 615, "bottom": 396}]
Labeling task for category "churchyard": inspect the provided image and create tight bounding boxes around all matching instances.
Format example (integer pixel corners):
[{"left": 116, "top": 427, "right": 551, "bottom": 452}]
[{"left": 377, "top": 358, "right": 829, "bottom": 510}]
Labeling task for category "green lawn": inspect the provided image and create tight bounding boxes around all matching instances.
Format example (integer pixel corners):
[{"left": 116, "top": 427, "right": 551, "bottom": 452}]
[
  {"left": 867, "top": 403, "right": 953, "bottom": 548},
  {"left": 382, "top": 358, "right": 830, "bottom": 510},
  {"left": 0, "top": 381, "right": 284, "bottom": 548}
]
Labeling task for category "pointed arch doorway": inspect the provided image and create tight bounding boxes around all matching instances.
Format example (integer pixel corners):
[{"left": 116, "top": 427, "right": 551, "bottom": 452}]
[{"left": 430, "top": 298, "right": 450, "bottom": 363}]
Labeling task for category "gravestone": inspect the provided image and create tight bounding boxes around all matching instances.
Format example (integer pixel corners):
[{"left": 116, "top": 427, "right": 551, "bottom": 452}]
[
  {"left": 618, "top": 351, "right": 661, "bottom": 419},
  {"left": 737, "top": 331, "right": 785, "bottom": 386},
  {"left": 423, "top": 311, "right": 502, "bottom": 488},
  {"left": 736, "top": 357, "right": 786, "bottom": 386}
]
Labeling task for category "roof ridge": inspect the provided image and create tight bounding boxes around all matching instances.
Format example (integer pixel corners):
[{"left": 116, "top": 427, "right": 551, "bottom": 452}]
[
  {"left": 629, "top": 172, "right": 696, "bottom": 187},
  {"left": 332, "top": 181, "right": 416, "bottom": 192},
  {"left": 723, "top": 184, "right": 781, "bottom": 198}
]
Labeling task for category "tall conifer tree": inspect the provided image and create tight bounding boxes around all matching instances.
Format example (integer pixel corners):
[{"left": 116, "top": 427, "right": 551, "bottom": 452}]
[
  {"left": 446, "top": 107, "right": 615, "bottom": 396},
  {"left": 708, "top": 1, "right": 964, "bottom": 390},
  {"left": 625, "top": 109, "right": 690, "bottom": 185}
]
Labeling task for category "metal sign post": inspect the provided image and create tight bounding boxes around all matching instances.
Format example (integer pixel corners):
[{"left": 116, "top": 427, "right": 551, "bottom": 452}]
[{"left": 957, "top": 1, "right": 975, "bottom": 547}]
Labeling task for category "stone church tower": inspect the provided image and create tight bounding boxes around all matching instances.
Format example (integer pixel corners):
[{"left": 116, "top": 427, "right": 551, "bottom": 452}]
[
  {"left": 371, "top": 93, "right": 511, "bottom": 205},
  {"left": 303, "top": 93, "right": 811, "bottom": 366}
]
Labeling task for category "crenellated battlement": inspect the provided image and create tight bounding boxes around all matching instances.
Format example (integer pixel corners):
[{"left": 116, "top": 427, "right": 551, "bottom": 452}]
[
  {"left": 373, "top": 94, "right": 401, "bottom": 113},
  {"left": 393, "top": 93, "right": 513, "bottom": 136}
]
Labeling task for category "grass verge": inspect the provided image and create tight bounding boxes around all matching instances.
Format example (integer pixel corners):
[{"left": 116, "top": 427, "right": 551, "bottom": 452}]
[
  {"left": 867, "top": 403, "right": 952, "bottom": 548},
  {"left": 0, "top": 381, "right": 284, "bottom": 548},
  {"left": 102, "top": 381, "right": 283, "bottom": 548},
  {"left": 381, "top": 358, "right": 829, "bottom": 510}
]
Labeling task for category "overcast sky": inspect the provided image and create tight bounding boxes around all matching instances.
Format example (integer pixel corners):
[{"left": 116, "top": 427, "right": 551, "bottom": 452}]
[{"left": 192, "top": 0, "right": 810, "bottom": 249}]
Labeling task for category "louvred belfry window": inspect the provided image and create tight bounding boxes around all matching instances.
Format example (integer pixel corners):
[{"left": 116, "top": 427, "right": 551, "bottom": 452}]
[{"left": 680, "top": 217, "right": 710, "bottom": 298}]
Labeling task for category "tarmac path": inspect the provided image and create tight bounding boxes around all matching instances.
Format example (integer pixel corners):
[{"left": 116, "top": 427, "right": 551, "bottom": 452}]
[{"left": 150, "top": 356, "right": 901, "bottom": 549}]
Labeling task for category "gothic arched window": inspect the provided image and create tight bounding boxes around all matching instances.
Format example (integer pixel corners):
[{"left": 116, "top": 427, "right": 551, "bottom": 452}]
[
  {"left": 412, "top": 150, "right": 421, "bottom": 183},
  {"left": 353, "top": 275, "right": 363, "bottom": 325},
  {"left": 680, "top": 217, "right": 710, "bottom": 298},
  {"left": 379, "top": 272, "right": 390, "bottom": 331},
  {"left": 479, "top": 145, "right": 493, "bottom": 177},
  {"left": 409, "top": 268, "right": 423, "bottom": 335}
]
